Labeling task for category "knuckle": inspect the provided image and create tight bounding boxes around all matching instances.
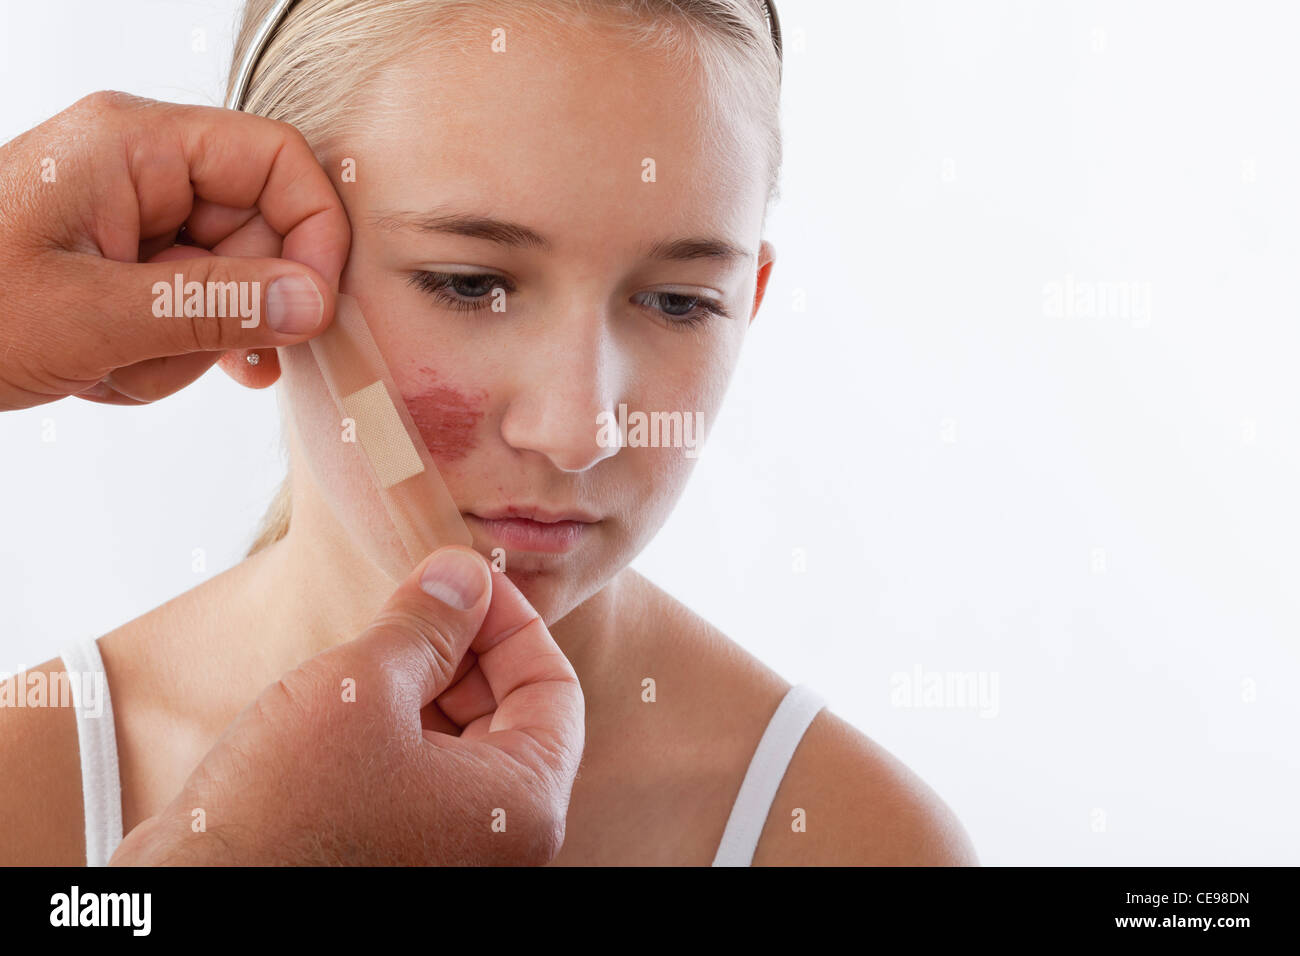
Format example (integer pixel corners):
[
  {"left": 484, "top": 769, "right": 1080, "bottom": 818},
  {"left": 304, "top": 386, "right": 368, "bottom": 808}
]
[
  {"left": 268, "top": 115, "right": 314, "bottom": 157},
  {"left": 176, "top": 261, "right": 233, "bottom": 351},
  {"left": 507, "top": 717, "right": 584, "bottom": 785},
  {"left": 185, "top": 308, "right": 220, "bottom": 353},
  {"left": 344, "top": 652, "right": 413, "bottom": 727},
  {"left": 366, "top": 608, "right": 462, "bottom": 689},
  {"left": 280, "top": 118, "right": 312, "bottom": 151},
  {"left": 187, "top": 307, "right": 223, "bottom": 351},
  {"left": 75, "top": 90, "right": 144, "bottom": 116},
  {"left": 531, "top": 817, "right": 567, "bottom": 865},
  {"left": 518, "top": 793, "right": 567, "bottom": 865}
]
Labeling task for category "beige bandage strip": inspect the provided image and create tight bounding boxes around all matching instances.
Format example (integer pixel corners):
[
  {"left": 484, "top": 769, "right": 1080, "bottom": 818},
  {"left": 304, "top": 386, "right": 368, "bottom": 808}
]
[{"left": 309, "top": 294, "right": 472, "bottom": 575}]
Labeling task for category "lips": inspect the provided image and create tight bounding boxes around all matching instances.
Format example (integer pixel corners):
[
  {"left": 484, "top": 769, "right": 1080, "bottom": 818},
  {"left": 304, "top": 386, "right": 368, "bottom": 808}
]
[
  {"left": 466, "top": 505, "right": 599, "bottom": 554},
  {"left": 473, "top": 505, "right": 600, "bottom": 524}
]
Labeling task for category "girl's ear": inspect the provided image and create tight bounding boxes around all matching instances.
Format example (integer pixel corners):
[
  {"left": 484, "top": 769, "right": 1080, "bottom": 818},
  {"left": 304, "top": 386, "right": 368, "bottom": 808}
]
[
  {"left": 217, "top": 349, "right": 281, "bottom": 388},
  {"left": 749, "top": 239, "right": 777, "bottom": 325}
]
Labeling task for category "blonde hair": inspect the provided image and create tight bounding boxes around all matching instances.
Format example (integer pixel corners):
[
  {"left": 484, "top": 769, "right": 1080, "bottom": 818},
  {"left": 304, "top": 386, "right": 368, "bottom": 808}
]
[{"left": 235, "top": 0, "right": 784, "bottom": 556}]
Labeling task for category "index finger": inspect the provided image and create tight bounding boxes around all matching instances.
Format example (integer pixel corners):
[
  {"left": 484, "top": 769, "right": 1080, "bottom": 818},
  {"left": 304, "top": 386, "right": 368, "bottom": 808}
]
[
  {"left": 132, "top": 101, "right": 350, "bottom": 289},
  {"left": 459, "top": 574, "right": 585, "bottom": 773}
]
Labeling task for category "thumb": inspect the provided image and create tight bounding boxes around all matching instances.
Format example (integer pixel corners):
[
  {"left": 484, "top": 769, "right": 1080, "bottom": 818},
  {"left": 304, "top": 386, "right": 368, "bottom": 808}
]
[
  {"left": 89, "top": 252, "right": 336, "bottom": 365},
  {"left": 350, "top": 546, "right": 494, "bottom": 712}
]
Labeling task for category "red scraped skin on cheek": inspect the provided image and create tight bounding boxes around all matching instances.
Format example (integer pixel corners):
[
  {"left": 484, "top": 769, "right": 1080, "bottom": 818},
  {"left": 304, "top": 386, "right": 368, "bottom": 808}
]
[{"left": 403, "top": 365, "right": 488, "bottom": 464}]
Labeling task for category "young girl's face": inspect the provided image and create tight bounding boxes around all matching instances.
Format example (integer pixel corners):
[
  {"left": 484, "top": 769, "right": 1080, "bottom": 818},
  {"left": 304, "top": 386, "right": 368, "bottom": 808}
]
[{"left": 279, "top": 14, "right": 775, "bottom": 621}]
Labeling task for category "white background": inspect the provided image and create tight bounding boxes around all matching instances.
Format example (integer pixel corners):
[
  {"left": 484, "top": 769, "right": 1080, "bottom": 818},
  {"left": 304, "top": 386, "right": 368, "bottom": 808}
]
[{"left": 1, "top": 0, "right": 1297, "bottom": 865}]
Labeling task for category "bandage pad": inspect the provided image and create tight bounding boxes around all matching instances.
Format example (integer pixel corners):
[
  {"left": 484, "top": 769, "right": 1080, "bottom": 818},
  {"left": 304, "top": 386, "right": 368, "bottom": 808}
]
[{"left": 309, "top": 293, "right": 472, "bottom": 577}]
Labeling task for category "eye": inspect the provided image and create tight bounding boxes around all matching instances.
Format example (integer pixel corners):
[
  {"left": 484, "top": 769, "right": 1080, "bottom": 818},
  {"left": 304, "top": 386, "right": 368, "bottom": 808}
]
[
  {"left": 409, "top": 270, "right": 729, "bottom": 329},
  {"left": 634, "top": 290, "right": 731, "bottom": 329},
  {"left": 408, "top": 270, "right": 513, "bottom": 312}
]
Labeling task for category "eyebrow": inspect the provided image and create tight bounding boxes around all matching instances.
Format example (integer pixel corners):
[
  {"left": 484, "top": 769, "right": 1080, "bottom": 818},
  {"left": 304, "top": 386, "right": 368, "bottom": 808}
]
[{"left": 371, "top": 208, "right": 753, "bottom": 264}]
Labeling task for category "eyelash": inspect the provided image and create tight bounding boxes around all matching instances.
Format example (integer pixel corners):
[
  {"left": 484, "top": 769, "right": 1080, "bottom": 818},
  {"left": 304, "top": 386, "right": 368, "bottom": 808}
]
[{"left": 406, "top": 270, "right": 729, "bottom": 329}]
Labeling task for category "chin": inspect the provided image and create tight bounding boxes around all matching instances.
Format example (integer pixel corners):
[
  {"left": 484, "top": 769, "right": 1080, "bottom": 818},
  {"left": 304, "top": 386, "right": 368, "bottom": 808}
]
[
  {"left": 490, "top": 563, "right": 559, "bottom": 623},
  {"left": 494, "top": 561, "right": 602, "bottom": 627}
]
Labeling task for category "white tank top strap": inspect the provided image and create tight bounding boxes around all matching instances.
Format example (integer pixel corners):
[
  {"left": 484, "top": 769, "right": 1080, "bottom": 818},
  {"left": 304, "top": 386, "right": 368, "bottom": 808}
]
[
  {"left": 712, "top": 683, "right": 827, "bottom": 867},
  {"left": 57, "top": 636, "right": 123, "bottom": 867}
]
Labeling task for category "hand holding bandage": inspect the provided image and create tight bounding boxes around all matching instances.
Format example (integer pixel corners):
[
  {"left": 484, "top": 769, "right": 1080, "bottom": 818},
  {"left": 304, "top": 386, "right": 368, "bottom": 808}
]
[
  {"left": 0, "top": 91, "right": 349, "bottom": 410},
  {"left": 109, "top": 546, "right": 585, "bottom": 866},
  {"left": 0, "top": 92, "right": 585, "bottom": 865}
]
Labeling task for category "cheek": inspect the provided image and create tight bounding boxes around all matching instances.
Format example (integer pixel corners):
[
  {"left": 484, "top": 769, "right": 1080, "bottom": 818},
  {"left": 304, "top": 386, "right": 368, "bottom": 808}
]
[{"left": 403, "top": 364, "right": 489, "bottom": 464}]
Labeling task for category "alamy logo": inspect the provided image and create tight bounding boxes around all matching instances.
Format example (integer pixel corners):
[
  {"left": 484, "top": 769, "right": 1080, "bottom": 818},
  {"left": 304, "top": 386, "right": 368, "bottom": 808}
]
[
  {"left": 152, "top": 273, "right": 261, "bottom": 327},
  {"left": 595, "top": 404, "right": 705, "bottom": 458},
  {"left": 1042, "top": 275, "right": 1152, "bottom": 327},
  {"left": 0, "top": 670, "right": 104, "bottom": 718},
  {"left": 890, "top": 665, "right": 1000, "bottom": 718},
  {"left": 50, "top": 886, "right": 151, "bottom": 936}
]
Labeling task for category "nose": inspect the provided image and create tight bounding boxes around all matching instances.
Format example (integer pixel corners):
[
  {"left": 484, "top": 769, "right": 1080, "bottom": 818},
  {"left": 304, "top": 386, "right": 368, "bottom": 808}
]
[{"left": 499, "top": 316, "right": 623, "bottom": 473}]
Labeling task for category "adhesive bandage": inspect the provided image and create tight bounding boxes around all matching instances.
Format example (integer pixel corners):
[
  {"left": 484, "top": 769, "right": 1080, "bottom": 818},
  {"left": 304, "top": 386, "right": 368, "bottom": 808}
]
[{"left": 308, "top": 293, "right": 472, "bottom": 577}]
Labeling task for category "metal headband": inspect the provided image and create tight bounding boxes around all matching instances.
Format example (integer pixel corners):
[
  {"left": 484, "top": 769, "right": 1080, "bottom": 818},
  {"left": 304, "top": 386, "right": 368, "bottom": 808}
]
[{"left": 225, "top": 0, "right": 783, "bottom": 111}]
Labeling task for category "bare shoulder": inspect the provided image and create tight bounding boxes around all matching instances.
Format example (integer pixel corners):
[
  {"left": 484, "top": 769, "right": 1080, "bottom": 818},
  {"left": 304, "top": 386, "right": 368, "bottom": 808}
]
[
  {"left": 752, "top": 708, "right": 980, "bottom": 866},
  {"left": 0, "top": 656, "right": 87, "bottom": 865},
  {"left": 605, "top": 572, "right": 977, "bottom": 866}
]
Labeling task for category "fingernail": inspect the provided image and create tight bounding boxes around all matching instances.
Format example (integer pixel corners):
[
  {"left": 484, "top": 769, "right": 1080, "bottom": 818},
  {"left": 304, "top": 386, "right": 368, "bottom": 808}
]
[
  {"left": 420, "top": 549, "right": 486, "bottom": 610},
  {"left": 267, "top": 275, "right": 323, "bottom": 334}
]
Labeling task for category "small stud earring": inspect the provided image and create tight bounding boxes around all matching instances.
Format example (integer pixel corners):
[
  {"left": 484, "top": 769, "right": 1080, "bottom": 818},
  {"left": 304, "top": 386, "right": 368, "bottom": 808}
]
[{"left": 246, "top": 351, "right": 261, "bottom": 366}]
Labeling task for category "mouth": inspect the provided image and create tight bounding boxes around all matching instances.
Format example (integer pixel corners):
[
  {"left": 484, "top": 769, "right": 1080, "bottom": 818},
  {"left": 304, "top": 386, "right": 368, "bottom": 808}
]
[{"left": 465, "top": 506, "right": 600, "bottom": 554}]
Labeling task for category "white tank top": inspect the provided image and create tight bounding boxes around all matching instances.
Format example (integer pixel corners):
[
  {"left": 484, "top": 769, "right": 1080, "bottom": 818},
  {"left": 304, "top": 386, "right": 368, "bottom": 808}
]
[{"left": 60, "top": 636, "right": 825, "bottom": 866}]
